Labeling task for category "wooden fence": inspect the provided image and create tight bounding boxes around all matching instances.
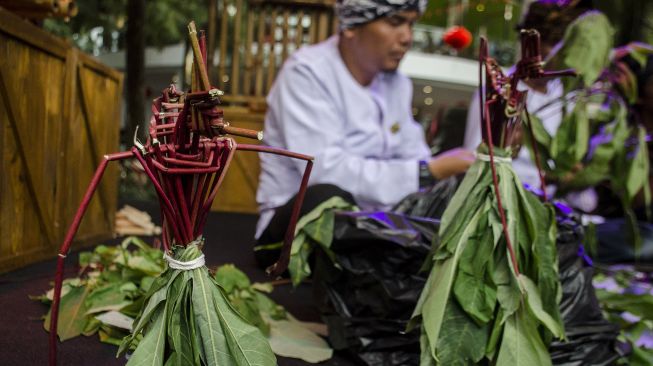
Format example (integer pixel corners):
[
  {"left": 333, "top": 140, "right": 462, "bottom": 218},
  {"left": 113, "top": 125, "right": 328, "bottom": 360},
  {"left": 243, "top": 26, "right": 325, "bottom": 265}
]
[
  {"left": 212, "top": 0, "right": 336, "bottom": 213},
  {"left": 0, "top": 7, "right": 123, "bottom": 273}
]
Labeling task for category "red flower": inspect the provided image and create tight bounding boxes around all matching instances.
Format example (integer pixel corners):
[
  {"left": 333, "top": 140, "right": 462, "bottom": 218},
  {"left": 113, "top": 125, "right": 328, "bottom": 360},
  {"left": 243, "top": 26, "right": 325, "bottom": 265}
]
[{"left": 443, "top": 26, "right": 473, "bottom": 50}]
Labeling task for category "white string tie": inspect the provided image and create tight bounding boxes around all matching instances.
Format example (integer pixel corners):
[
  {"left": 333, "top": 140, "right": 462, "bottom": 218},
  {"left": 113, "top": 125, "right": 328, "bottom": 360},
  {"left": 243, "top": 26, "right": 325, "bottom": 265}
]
[
  {"left": 164, "top": 236, "right": 205, "bottom": 270},
  {"left": 476, "top": 153, "right": 512, "bottom": 164},
  {"left": 164, "top": 253, "right": 205, "bottom": 270}
]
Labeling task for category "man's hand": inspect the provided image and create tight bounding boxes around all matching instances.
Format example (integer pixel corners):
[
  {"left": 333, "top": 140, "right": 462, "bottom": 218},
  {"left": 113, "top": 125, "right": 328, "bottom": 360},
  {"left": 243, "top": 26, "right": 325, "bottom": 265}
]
[{"left": 428, "top": 148, "right": 475, "bottom": 180}]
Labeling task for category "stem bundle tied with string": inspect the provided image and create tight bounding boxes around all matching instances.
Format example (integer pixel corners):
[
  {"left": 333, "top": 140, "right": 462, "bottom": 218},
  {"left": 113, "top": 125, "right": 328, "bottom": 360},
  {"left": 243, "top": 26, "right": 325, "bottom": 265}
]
[
  {"left": 48, "top": 21, "right": 313, "bottom": 366},
  {"left": 409, "top": 31, "right": 574, "bottom": 365}
]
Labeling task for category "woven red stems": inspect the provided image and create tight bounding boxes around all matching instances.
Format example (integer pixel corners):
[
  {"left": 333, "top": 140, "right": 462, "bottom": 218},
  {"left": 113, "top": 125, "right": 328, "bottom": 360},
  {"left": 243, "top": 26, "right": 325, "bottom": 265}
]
[{"left": 48, "top": 21, "right": 314, "bottom": 366}]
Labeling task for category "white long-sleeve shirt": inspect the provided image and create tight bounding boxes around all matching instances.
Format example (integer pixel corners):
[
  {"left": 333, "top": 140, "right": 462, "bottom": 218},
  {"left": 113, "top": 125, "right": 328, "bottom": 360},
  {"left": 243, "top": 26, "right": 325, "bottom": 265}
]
[{"left": 256, "top": 35, "right": 431, "bottom": 237}]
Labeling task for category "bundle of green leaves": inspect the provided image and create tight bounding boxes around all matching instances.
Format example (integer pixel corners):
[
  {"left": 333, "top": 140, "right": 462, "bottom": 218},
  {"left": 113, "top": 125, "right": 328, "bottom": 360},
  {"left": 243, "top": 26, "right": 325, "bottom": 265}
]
[
  {"left": 277, "top": 197, "right": 358, "bottom": 286},
  {"left": 117, "top": 242, "right": 276, "bottom": 365},
  {"left": 35, "top": 237, "right": 333, "bottom": 364},
  {"left": 214, "top": 265, "right": 333, "bottom": 363},
  {"left": 593, "top": 265, "right": 653, "bottom": 366},
  {"left": 35, "top": 237, "right": 165, "bottom": 345},
  {"left": 409, "top": 146, "right": 565, "bottom": 365},
  {"left": 525, "top": 11, "right": 652, "bottom": 246}
]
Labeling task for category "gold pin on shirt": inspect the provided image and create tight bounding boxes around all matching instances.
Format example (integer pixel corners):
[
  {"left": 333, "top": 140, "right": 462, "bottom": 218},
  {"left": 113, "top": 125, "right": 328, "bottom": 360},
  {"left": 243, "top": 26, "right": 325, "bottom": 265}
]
[{"left": 390, "top": 122, "right": 401, "bottom": 134}]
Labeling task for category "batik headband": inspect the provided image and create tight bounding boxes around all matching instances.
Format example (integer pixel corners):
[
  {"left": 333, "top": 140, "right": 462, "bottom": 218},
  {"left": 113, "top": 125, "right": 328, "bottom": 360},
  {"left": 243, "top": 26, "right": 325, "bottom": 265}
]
[{"left": 335, "top": 0, "right": 427, "bottom": 30}]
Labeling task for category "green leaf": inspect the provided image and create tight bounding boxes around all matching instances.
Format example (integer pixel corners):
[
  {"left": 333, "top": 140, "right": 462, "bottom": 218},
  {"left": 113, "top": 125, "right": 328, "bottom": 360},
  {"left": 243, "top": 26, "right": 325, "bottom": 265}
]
[
  {"left": 596, "top": 291, "right": 653, "bottom": 320},
  {"left": 227, "top": 296, "right": 270, "bottom": 336},
  {"left": 519, "top": 274, "right": 565, "bottom": 339},
  {"left": 126, "top": 307, "right": 167, "bottom": 366},
  {"left": 629, "top": 346, "right": 653, "bottom": 366},
  {"left": 98, "top": 325, "right": 130, "bottom": 347},
  {"left": 265, "top": 314, "right": 333, "bottom": 363},
  {"left": 485, "top": 308, "right": 504, "bottom": 359},
  {"left": 453, "top": 219, "right": 496, "bottom": 325},
  {"left": 287, "top": 197, "right": 357, "bottom": 286},
  {"left": 128, "top": 256, "right": 165, "bottom": 276},
  {"left": 410, "top": 206, "right": 486, "bottom": 358},
  {"left": 434, "top": 300, "right": 489, "bottom": 365},
  {"left": 517, "top": 190, "right": 562, "bottom": 324},
  {"left": 44, "top": 285, "right": 91, "bottom": 341},
  {"left": 419, "top": 330, "right": 437, "bottom": 366},
  {"left": 492, "top": 253, "right": 521, "bottom": 323},
  {"left": 288, "top": 233, "right": 312, "bottom": 286},
  {"left": 192, "top": 267, "right": 276, "bottom": 365},
  {"left": 120, "top": 269, "right": 179, "bottom": 355},
  {"left": 215, "top": 264, "right": 252, "bottom": 293},
  {"left": 495, "top": 308, "right": 552, "bottom": 366},
  {"left": 626, "top": 127, "right": 650, "bottom": 200},
  {"left": 167, "top": 271, "right": 201, "bottom": 366},
  {"left": 551, "top": 99, "right": 589, "bottom": 170},
  {"left": 255, "top": 292, "right": 287, "bottom": 321},
  {"left": 85, "top": 282, "right": 132, "bottom": 314},
  {"left": 552, "top": 11, "right": 614, "bottom": 89}
]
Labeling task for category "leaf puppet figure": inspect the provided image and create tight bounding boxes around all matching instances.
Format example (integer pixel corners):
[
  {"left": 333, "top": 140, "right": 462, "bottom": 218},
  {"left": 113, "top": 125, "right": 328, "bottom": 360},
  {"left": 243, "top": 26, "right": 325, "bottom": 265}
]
[
  {"left": 409, "top": 30, "right": 576, "bottom": 366},
  {"left": 47, "top": 22, "right": 314, "bottom": 366}
]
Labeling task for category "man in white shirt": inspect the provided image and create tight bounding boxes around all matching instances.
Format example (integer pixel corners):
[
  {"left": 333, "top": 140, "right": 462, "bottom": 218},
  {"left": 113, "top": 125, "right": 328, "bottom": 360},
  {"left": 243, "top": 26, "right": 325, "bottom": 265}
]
[{"left": 255, "top": 0, "right": 474, "bottom": 262}]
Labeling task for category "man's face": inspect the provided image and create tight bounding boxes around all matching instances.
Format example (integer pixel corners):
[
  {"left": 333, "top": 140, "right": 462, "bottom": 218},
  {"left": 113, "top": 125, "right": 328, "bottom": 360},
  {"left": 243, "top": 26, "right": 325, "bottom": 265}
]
[{"left": 344, "top": 10, "right": 419, "bottom": 73}]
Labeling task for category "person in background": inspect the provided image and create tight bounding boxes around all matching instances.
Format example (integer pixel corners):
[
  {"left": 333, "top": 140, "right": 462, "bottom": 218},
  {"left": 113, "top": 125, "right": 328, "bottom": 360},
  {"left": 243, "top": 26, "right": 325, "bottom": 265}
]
[
  {"left": 463, "top": 0, "right": 596, "bottom": 212},
  {"left": 254, "top": 0, "right": 474, "bottom": 266}
]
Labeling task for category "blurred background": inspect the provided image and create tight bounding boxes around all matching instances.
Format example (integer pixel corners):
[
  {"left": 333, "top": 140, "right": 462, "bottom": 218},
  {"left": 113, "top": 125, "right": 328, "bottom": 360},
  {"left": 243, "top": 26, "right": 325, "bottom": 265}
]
[{"left": 34, "top": 0, "right": 653, "bottom": 154}]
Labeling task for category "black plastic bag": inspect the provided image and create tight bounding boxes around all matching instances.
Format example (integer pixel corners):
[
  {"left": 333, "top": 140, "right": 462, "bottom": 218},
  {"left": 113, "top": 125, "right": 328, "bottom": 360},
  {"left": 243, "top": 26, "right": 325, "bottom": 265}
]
[
  {"left": 595, "top": 218, "right": 653, "bottom": 264},
  {"left": 392, "top": 175, "right": 462, "bottom": 219},
  {"left": 312, "top": 211, "right": 439, "bottom": 366},
  {"left": 313, "top": 182, "right": 624, "bottom": 365},
  {"left": 549, "top": 208, "right": 624, "bottom": 365}
]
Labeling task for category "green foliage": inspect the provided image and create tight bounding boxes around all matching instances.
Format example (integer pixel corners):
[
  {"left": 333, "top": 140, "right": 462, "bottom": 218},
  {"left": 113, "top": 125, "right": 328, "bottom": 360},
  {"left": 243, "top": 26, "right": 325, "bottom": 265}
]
[
  {"left": 36, "top": 238, "right": 332, "bottom": 364},
  {"left": 526, "top": 13, "right": 651, "bottom": 249},
  {"left": 42, "top": 0, "right": 207, "bottom": 53},
  {"left": 593, "top": 267, "right": 653, "bottom": 366},
  {"left": 41, "top": 237, "right": 164, "bottom": 344},
  {"left": 410, "top": 146, "right": 564, "bottom": 366},
  {"left": 549, "top": 12, "right": 614, "bottom": 91},
  {"left": 118, "top": 243, "right": 276, "bottom": 366},
  {"left": 286, "top": 197, "right": 359, "bottom": 286}
]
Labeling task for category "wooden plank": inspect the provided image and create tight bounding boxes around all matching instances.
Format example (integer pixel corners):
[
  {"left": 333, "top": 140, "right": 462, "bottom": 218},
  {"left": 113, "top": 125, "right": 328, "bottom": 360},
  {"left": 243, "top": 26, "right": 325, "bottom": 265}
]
[
  {"left": 0, "top": 67, "right": 57, "bottom": 248},
  {"left": 0, "top": 231, "right": 112, "bottom": 274},
  {"left": 76, "top": 64, "right": 113, "bottom": 230},
  {"left": 0, "top": 15, "right": 122, "bottom": 274},
  {"left": 242, "top": 7, "right": 256, "bottom": 96},
  {"left": 281, "top": 9, "right": 290, "bottom": 63},
  {"left": 308, "top": 9, "right": 317, "bottom": 44},
  {"left": 0, "top": 30, "right": 67, "bottom": 268},
  {"left": 317, "top": 11, "right": 329, "bottom": 41},
  {"left": 265, "top": 7, "right": 279, "bottom": 93},
  {"left": 0, "top": 7, "right": 68, "bottom": 59},
  {"left": 207, "top": 0, "right": 218, "bottom": 84},
  {"left": 218, "top": 0, "right": 230, "bottom": 90},
  {"left": 77, "top": 52, "right": 122, "bottom": 82},
  {"left": 0, "top": 93, "right": 19, "bottom": 260},
  {"left": 53, "top": 47, "right": 78, "bottom": 241},
  {"left": 254, "top": 4, "right": 267, "bottom": 97},
  {"left": 230, "top": 0, "right": 244, "bottom": 95},
  {"left": 72, "top": 64, "right": 121, "bottom": 242},
  {"left": 212, "top": 115, "right": 264, "bottom": 213},
  {"left": 294, "top": 10, "right": 305, "bottom": 50}
]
